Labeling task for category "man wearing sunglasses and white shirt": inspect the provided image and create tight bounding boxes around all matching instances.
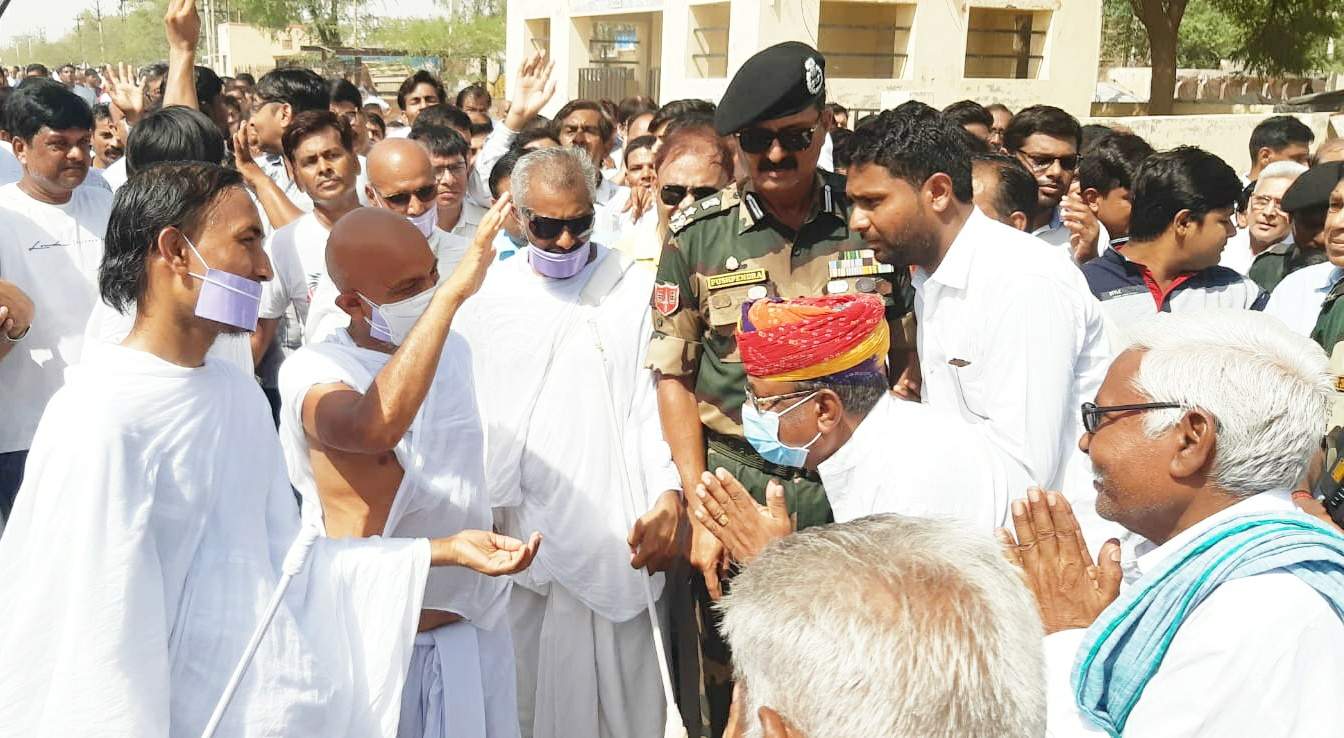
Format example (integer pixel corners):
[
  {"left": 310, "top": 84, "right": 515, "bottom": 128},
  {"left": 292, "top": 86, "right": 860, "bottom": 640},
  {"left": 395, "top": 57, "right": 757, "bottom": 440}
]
[
  {"left": 454, "top": 146, "right": 684, "bottom": 738},
  {"left": 648, "top": 42, "right": 914, "bottom": 736},
  {"left": 305, "top": 138, "right": 472, "bottom": 343}
]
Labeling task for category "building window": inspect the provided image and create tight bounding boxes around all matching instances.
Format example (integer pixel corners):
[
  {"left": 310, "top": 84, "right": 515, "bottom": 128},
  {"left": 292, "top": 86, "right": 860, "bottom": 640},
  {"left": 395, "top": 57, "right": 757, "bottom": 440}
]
[
  {"left": 964, "top": 8, "right": 1050, "bottom": 79},
  {"left": 525, "top": 18, "right": 551, "bottom": 57},
  {"left": 687, "top": 2, "right": 730, "bottom": 79},
  {"left": 817, "top": 1, "right": 913, "bottom": 79}
]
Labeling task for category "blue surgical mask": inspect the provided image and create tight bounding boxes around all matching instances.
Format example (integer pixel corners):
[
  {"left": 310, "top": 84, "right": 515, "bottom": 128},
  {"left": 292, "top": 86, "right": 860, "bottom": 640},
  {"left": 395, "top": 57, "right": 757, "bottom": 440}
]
[
  {"left": 182, "top": 233, "right": 263, "bottom": 332},
  {"left": 741, "top": 392, "right": 821, "bottom": 468}
]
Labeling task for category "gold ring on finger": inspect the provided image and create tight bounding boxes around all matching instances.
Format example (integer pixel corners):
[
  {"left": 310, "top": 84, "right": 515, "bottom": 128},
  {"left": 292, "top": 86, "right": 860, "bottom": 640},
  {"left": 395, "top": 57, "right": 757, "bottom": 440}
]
[{"left": 716, "top": 513, "right": 729, "bottom": 526}]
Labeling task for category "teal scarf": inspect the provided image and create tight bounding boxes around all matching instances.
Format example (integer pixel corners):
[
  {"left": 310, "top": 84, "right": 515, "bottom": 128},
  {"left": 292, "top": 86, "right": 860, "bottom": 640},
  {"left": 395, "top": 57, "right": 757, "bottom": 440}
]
[{"left": 1072, "top": 512, "right": 1344, "bottom": 736}]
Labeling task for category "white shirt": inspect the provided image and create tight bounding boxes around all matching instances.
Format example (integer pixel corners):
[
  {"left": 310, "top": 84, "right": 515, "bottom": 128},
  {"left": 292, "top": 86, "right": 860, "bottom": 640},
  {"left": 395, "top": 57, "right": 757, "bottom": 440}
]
[
  {"left": 1265, "top": 260, "right": 1342, "bottom": 337},
  {"left": 101, "top": 157, "right": 128, "bottom": 191},
  {"left": 82, "top": 299, "right": 255, "bottom": 376},
  {"left": 448, "top": 198, "right": 486, "bottom": 241},
  {"left": 914, "top": 208, "right": 1116, "bottom": 543},
  {"left": 0, "top": 145, "right": 21, "bottom": 186},
  {"left": 0, "top": 183, "right": 111, "bottom": 452},
  {"left": 1044, "top": 490, "right": 1344, "bottom": 737},
  {"left": 1219, "top": 228, "right": 1255, "bottom": 275},
  {"left": 261, "top": 212, "right": 331, "bottom": 328},
  {"left": 816, "top": 393, "right": 1024, "bottom": 529},
  {"left": 467, "top": 122, "right": 516, "bottom": 208}
]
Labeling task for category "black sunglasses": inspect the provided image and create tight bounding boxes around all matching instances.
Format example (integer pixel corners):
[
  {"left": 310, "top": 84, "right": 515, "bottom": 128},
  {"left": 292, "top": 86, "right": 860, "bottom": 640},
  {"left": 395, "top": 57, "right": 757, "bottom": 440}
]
[
  {"left": 737, "top": 123, "right": 820, "bottom": 155},
  {"left": 1081, "top": 401, "right": 1183, "bottom": 434},
  {"left": 525, "top": 211, "right": 595, "bottom": 240},
  {"left": 374, "top": 184, "right": 437, "bottom": 208},
  {"left": 659, "top": 184, "right": 720, "bottom": 207},
  {"left": 1018, "top": 151, "right": 1079, "bottom": 173}
]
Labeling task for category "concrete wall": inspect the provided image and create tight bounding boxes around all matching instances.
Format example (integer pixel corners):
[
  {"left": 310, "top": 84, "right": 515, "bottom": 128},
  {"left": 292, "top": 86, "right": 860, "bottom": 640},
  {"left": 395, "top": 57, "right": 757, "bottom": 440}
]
[
  {"left": 506, "top": 0, "right": 1102, "bottom": 118},
  {"left": 1085, "top": 112, "right": 1342, "bottom": 175},
  {"left": 216, "top": 23, "right": 309, "bottom": 77}
]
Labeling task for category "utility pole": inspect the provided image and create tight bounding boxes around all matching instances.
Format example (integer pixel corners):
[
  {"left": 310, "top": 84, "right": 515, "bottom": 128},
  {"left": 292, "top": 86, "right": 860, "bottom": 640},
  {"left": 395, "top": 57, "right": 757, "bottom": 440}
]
[{"left": 93, "top": 0, "right": 106, "bottom": 63}]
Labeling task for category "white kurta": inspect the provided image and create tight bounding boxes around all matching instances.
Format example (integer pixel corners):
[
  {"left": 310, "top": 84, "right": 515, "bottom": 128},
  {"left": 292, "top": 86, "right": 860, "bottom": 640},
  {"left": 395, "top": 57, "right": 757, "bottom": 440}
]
[
  {"left": 914, "top": 208, "right": 1119, "bottom": 547},
  {"left": 455, "top": 245, "right": 679, "bottom": 738},
  {"left": 0, "top": 343, "right": 429, "bottom": 737},
  {"left": 1044, "top": 490, "right": 1344, "bottom": 737},
  {"left": 1265, "top": 260, "right": 1343, "bottom": 338},
  {"left": 816, "top": 393, "right": 1025, "bottom": 529},
  {"left": 278, "top": 329, "right": 518, "bottom": 738}
]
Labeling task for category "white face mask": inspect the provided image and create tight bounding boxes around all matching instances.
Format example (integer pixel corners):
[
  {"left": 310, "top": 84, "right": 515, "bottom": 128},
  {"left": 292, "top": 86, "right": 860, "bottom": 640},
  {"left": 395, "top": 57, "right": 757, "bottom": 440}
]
[
  {"left": 357, "top": 285, "right": 435, "bottom": 345},
  {"left": 407, "top": 206, "right": 438, "bottom": 239}
]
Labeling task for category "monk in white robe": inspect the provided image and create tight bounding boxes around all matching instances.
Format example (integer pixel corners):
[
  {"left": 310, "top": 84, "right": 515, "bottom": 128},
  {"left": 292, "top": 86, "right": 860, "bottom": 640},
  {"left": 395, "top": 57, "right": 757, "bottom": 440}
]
[
  {"left": 278, "top": 205, "right": 524, "bottom": 738},
  {"left": 455, "top": 148, "right": 684, "bottom": 738},
  {"left": 0, "top": 163, "right": 538, "bottom": 737}
]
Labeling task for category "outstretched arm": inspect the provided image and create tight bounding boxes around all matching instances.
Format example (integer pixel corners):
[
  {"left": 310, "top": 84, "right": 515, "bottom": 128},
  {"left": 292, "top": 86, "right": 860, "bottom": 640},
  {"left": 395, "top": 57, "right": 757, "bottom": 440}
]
[{"left": 161, "top": 0, "right": 201, "bottom": 111}]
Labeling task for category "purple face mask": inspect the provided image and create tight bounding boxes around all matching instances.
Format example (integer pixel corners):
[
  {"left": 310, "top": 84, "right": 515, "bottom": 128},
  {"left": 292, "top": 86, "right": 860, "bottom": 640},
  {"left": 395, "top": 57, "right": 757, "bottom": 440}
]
[
  {"left": 183, "top": 233, "right": 263, "bottom": 332},
  {"left": 528, "top": 241, "right": 592, "bottom": 279}
]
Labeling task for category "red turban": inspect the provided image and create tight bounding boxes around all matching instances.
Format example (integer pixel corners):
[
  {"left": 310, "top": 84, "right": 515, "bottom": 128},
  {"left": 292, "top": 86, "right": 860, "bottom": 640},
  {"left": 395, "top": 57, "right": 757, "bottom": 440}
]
[{"left": 737, "top": 294, "right": 890, "bottom": 381}]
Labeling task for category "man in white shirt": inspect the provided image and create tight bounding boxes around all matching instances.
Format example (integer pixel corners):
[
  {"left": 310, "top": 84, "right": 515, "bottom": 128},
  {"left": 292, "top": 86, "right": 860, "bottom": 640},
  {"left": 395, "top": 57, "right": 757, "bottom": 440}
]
[
  {"left": 279, "top": 205, "right": 530, "bottom": 738},
  {"left": 1222, "top": 160, "right": 1305, "bottom": 274},
  {"left": 999, "top": 309, "right": 1344, "bottom": 738},
  {"left": 247, "top": 67, "right": 331, "bottom": 211},
  {"left": 1004, "top": 105, "right": 1081, "bottom": 249},
  {"left": 454, "top": 147, "right": 682, "bottom": 738},
  {"left": 0, "top": 79, "right": 111, "bottom": 521},
  {"left": 846, "top": 103, "right": 1115, "bottom": 543},
  {"left": 408, "top": 124, "right": 485, "bottom": 239},
  {"left": 0, "top": 161, "right": 540, "bottom": 736},
  {"left": 304, "top": 138, "right": 471, "bottom": 342},
  {"left": 255, "top": 110, "right": 363, "bottom": 357},
  {"left": 692, "top": 293, "right": 1024, "bottom": 565},
  {"left": 1266, "top": 171, "right": 1344, "bottom": 348}
]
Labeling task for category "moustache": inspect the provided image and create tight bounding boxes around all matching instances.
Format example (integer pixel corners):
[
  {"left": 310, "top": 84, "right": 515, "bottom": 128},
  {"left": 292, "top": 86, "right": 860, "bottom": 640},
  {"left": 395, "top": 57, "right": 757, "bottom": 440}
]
[{"left": 759, "top": 157, "right": 798, "bottom": 173}]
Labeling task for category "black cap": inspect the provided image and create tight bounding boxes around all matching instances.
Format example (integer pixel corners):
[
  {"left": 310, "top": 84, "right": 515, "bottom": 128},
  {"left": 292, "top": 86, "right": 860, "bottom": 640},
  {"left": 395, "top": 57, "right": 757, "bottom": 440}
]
[
  {"left": 714, "top": 42, "right": 826, "bottom": 136},
  {"left": 1282, "top": 161, "right": 1344, "bottom": 213}
]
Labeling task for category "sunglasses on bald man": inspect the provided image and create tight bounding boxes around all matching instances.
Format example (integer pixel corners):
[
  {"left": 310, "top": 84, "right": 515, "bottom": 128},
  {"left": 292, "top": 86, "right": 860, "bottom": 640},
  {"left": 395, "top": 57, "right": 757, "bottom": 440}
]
[{"left": 523, "top": 210, "right": 595, "bottom": 240}]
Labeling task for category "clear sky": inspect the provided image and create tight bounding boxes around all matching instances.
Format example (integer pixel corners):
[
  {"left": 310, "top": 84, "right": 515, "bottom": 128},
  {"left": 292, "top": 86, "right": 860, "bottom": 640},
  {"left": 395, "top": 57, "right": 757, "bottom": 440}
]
[{"left": 0, "top": 0, "right": 452, "bottom": 46}]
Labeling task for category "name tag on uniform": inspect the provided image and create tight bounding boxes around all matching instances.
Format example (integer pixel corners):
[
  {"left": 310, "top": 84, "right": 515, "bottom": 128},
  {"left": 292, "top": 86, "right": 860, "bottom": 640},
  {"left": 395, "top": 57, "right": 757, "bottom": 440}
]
[{"left": 707, "top": 268, "right": 767, "bottom": 290}]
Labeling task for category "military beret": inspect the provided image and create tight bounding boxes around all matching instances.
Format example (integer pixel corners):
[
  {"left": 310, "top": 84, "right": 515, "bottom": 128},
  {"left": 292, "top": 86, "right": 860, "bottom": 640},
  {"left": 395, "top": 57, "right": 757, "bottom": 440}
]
[
  {"left": 714, "top": 42, "right": 826, "bottom": 136},
  {"left": 1282, "top": 161, "right": 1344, "bottom": 213}
]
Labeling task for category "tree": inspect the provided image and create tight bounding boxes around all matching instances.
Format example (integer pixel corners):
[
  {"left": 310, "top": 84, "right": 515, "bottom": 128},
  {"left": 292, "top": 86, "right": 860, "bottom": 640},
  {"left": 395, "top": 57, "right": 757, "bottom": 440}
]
[
  {"left": 0, "top": 0, "right": 168, "bottom": 68},
  {"left": 231, "top": 0, "right": 347, "bottom": 47},
  {"left": 368, "top": 13, "right": 504, "bottom": 80},
  {"left": 1115, "top": 0, "right": 1340, "bottom": 114}
]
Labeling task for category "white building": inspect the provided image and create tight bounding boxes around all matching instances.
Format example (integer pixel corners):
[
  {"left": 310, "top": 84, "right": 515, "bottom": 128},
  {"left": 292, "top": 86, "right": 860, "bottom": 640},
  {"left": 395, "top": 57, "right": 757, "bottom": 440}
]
[{"left": 505, "top": 0, "right": 1102, "bottom": 117}]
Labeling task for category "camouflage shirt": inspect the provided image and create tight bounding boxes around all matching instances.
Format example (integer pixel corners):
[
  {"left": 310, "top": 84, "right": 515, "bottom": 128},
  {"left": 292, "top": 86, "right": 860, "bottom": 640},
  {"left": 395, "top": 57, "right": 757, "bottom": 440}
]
[
  {"left": 1248, "top": 241, "right": 1328, "bottom": 294},
  {"left": 646, "top": 171, "right": 913, "bottom": 438}
]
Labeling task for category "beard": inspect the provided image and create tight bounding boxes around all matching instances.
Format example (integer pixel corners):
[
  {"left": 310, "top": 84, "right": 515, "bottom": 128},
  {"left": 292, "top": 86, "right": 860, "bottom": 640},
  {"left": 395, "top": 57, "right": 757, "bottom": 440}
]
[{"left": 873, "top": 216, "right": 941, "bottom": 271}]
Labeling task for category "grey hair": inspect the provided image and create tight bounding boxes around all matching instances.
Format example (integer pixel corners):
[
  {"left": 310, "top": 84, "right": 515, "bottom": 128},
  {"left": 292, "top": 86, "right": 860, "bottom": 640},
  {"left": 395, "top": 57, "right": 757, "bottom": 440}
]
[
  {"left": 1127, "top": 309, "right": 1330, "bottom": 497},
  {"left": 1255, "top": 159, "right": 1308, "bottom": 186},
  {"left": 511, "top": 146, "right": 597, "bottom": 213},
  {"left": 719, "top": 514, "right": 1047, "bottom": 738}
]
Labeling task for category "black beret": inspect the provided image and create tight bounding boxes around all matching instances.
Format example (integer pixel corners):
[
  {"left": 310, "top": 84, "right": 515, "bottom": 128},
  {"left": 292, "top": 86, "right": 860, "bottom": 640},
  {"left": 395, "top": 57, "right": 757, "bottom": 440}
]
[
  {"left": 1282, "top": 161, "right": 1344, "bottom": 213},
  {"left": 714, "top": 42, "right": 826, "bottom": 136}
]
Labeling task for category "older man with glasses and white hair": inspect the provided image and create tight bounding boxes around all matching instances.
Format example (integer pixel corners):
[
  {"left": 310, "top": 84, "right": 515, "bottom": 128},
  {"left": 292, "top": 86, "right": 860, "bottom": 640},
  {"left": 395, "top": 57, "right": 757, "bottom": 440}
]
[
  {"left": 719, "top": 514, "right": 1047, "bottom": 738},
  {"left": 998, "top": 309, "right": 1344, "bottom": 738},
  {"left": 454, "top": 146, "right": 685, "bottom": 738}
]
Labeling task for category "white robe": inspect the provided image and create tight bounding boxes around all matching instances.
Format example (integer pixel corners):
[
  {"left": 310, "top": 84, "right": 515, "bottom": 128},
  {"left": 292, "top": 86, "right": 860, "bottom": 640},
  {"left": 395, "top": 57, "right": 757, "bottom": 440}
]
[
  {"left": 278, "top": 329, "right": 518, "bottom": 738},
  {"left": 455, "top": 245, "right": 679, "bottom": 738},
  {"left": 0, "top": 343, "right": 429, "bottom": 737}
]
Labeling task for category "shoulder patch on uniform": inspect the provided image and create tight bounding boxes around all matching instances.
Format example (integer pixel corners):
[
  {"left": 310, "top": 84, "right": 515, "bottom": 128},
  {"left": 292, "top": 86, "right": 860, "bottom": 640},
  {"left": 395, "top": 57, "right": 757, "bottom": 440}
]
[
  {"left": 653, "top": 282, "right": 680, "bottom": 315},
  {"left": 670, "top": 184, "right": 742, "bottom": 235}
]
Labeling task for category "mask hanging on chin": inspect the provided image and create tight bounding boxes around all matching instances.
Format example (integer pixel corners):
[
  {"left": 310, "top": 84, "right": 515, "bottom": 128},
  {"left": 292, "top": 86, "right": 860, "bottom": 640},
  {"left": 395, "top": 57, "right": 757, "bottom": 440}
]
[
  {"left": 357, "top": 286, "right": 436, "bottom": 346},
  {"left": 406, "top": 206, "right": 438, "bottom": 239},
  {"left": 182, "top": 233, "right": 263, "bottom": 332}
]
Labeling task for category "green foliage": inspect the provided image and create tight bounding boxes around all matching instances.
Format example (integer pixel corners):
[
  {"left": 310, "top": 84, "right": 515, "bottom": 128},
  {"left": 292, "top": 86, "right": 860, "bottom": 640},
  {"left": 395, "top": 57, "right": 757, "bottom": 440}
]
[
  {"left": 1, "top": 0, "right": 170, "bottom": 69},
  {"left": 1102, "top": 0, "right": 1341, "bottom": 73},
  {"left": 367, "top": 13, "right": 504, "bottom": 78},
  {"left": 231, "top": 0, "right": 345, "bottom": 46}
]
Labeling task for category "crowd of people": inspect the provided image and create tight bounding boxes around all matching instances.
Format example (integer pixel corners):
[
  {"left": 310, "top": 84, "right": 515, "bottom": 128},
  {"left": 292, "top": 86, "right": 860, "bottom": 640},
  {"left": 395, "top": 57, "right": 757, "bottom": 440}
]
[{"left": 2, "top": 0, "right": 1344, "bottom": 736}]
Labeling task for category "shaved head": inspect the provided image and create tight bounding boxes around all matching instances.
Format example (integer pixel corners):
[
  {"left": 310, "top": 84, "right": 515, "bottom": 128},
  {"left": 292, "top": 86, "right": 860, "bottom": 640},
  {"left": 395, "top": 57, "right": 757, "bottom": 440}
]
[
  {"left": 365, "top": 138, "right": 436, "bottom": 215},
  {"left": 327, "top": 207, "right": 438, "bottom": 306}
]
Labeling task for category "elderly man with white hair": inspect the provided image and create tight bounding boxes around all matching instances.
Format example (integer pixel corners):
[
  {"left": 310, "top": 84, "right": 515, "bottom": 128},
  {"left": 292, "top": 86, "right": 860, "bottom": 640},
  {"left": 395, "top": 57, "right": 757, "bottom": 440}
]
[
  {"left": 999, "top": 309, "right": 1344, "bottom": 738},
  {"left": 1222, "top": 160, "right": 1307, "bottom": 274},
  {"left": 453, "top": 146, "right": 684, "bottom": 738},
  {"left": 1265, "top": 170, "right": 1344, "bottom": 348},
  {"left": 720, "top": 514, "right": 1047, "bottom": 738}
]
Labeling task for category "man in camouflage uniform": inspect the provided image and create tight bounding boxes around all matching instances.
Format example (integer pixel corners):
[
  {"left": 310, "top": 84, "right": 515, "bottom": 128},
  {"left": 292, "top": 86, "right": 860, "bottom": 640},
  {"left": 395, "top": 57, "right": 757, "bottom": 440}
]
[{"left": 645, "top": 42, "right": 912, "bottom": 737}]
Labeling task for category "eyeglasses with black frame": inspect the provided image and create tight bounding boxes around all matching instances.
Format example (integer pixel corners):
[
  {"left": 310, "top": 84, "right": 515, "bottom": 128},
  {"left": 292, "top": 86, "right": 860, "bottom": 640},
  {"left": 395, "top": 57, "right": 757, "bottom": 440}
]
[
  {"left": 371, "top": 184, "right": 438, "bottom": 208},
  {"left": 1080, "top": 401, "right": 1184, "bottom": 434},
  {"left": 736, "top": 121, "right": 821, "bottom": 155},
  {"left": 1016, "top": 151, "right": 1080, "bottom": 174},
  {"left": 522, "top": 210, "right": 595, "bottom": 240},
  {"left": 659, "top": 184, "right": 720, "bottom": 207}
]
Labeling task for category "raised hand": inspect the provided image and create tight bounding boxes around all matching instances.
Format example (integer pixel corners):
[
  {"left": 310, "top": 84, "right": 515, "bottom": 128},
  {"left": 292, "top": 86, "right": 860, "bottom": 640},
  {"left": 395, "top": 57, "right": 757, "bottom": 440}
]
[
  {"left": 103, "top": 63, "right": 145, "bottom": 122},
  {"left": 693, "top": 469, "right": 793, "bottom": 566},
  {"left": 163, "top": 0, "right": 201, "bottom": 53},
  {"left": 506, "top": 52, "right": 557, "bottom": 130},
  {"left": 443, "top": 191, "right": 508, "bottom": 301},
  {"left": 628, "top": 490, "right": 685, "bottom": 573},
  {"left": 996, "top": 488, "right": 1122, "bottom": 634},
  {"left": 1062, "top": 185, "right": 1100, "bottom": 263},
  {"left": 623, "top": 184, "right": 653, "bottom": 225},
  {"left": 435, "top": 529, "right": 542, "bottom": 576}
]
